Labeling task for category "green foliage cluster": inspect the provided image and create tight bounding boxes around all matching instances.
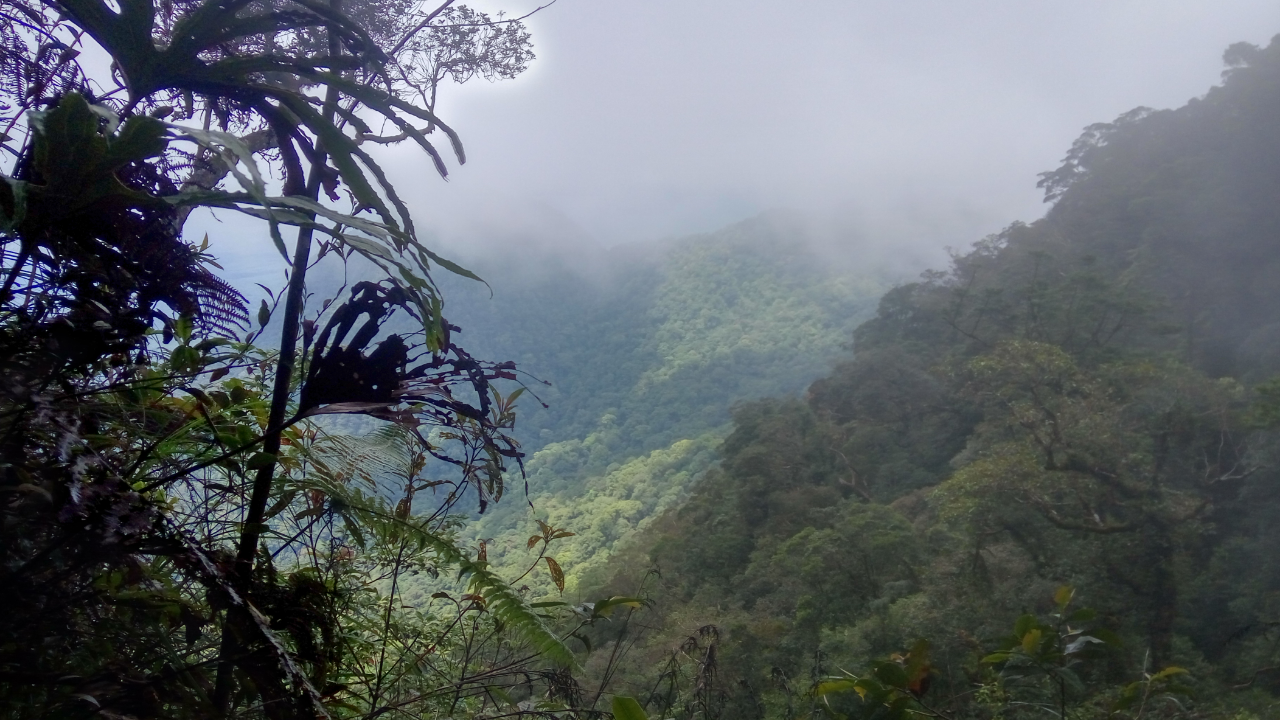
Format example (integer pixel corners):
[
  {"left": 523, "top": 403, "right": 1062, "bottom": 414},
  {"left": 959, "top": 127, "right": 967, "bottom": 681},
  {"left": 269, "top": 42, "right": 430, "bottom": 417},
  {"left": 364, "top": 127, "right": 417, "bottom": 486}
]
[
  {"left": 0, "top": 1, "right": 636, "bottom": 718},
  {"left": 583, "top": 34, "right": 1280, "bottom": 720},
  {"left": 444, "top": 217, "right": 888, "bottom": 460},
  {"left": 433, "top": 218, "right": 889, "bottom": 595}
]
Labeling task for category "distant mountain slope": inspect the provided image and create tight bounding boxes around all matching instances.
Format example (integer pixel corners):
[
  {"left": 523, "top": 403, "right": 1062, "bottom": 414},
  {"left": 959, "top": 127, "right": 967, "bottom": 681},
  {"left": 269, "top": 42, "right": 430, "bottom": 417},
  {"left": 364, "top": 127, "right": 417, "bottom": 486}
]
[
  {"left": 1028, "top": 39, "right": 1280, "bottom": 378},
  {"left": 579, "top": 35, "right": 1280, "bottom": 720},
  {"left": 428, "top": 214, "right": 893, "bottom": 592}
]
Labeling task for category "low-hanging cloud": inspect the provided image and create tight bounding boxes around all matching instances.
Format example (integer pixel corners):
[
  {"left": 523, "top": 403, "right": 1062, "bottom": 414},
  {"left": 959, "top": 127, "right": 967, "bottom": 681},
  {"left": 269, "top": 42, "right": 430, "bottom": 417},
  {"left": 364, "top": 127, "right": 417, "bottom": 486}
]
[{"left": 361, "top": 0, "right": 1280, "bottom": 266}]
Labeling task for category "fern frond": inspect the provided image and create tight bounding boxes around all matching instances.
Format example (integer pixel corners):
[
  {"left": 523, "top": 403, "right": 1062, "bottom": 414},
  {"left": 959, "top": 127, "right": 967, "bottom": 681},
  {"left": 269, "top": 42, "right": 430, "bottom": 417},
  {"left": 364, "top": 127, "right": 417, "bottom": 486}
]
[
  {"left": 307, "top": 432, "right": 409, "bottom": 489},
  {"left": 417, "top": 530, "right": 578, "bottom": 668},
  {"left": 294, "top": 434, "right": 577, "bottom": 668}
]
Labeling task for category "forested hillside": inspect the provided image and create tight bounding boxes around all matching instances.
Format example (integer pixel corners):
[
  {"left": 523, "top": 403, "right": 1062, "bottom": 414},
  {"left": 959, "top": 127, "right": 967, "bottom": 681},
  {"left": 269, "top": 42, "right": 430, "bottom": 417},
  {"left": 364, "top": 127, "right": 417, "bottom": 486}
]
[
  {"left": 582, "top": 35, "right": 1280, "bottom": 720},
  {"left": 427, "top": 216, "right": 890, "bottom": 594}
]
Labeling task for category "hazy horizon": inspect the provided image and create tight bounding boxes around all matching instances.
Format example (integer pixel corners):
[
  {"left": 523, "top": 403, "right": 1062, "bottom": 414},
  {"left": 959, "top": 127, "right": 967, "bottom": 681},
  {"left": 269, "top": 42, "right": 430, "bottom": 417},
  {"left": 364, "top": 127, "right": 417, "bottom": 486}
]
[{"left": 203, "top": 1, "right": 1280, "bottom": 292}]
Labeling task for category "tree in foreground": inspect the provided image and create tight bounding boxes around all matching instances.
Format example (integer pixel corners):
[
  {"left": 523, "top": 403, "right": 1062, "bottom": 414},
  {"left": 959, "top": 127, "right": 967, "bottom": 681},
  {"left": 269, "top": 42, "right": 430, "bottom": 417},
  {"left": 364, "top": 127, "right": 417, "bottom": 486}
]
[{"left": 0, "top": 0, "right": 630, "bottom": 717}]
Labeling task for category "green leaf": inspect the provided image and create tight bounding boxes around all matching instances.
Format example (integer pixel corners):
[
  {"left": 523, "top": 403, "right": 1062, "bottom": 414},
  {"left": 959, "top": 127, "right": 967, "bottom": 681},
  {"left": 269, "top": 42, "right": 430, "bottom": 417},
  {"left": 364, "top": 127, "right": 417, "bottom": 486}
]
[
  {"left": 1054, "top": 584, "right": 1075, "bottom": 609},
  {"left": 335, "top": 232, "right": 396, "bottom": 261},
  {"left": 592, "top": 596, "right": 645, "bottom": 619},
  {"left": 872, "top": 661, "right": 909, "bottom": 690},
  {"left": 314, "top": 70, "right": 466, "bottom": 163},
  {"left": 488, "top": 686, "right": 516, "bottom": 709},
  {"left": 273, "top": 194, "right": 401, "bottom": 242},
  {"left": 0, "top": 177, "right": 28, "bottom": 233},
  {"left": 610, "top": 696, "right": 648, "bottom": 720},
  {"left": 1013, "top": 614, "right": 1038, "bottom": 638},
  {"left": 170, "top": 345, "right": 200, "bottom": 371},
  {"left": 246, "top": 452, "right": 277, "bottom": 470},
  {"left": 164, "top": 121, "right": 292, "bottom": 261},
  {"left": 182, "top": 387, "right": 213, "bottom": 406},
  {"left": 275, "top": 93, "right": 396, "bottom": 227},
  {"left": 1088, "top": 628, "right": 1124, "bottom": 647},
  {"left": 342, "top": 515, "right": 366, "bottom": 549},
  {"left": 107, "top": 115, "right": 168, "bottom": 165},
  {"left": 813, "top": 678, "right": 860, "bottom": 696},
  {"left": 195, "top": 337, "right": 231, "bottom": 352},
  {"left": 1064, "top": 635, "right": 1105, "bottom": 655},
  {"left": 30, "top": 94, "right": 104, "bottom": 193},
  {"left": 263, "top": 490, "right": 298, "bottom": 520},
  {"left": 258, "top": 299, "right": 271, "bottom": 328},
  {"left": 1152, "top": 666, "right": 1189, "bottom": 681},
  {"left": 166, "top": 122, "right": 268, "bottom": 198},
  {"left": 423, "top": 246, "right": 486, "bottom": 284},
  {"left": 544, "top": 556, "right": 565, "bottom": 593},
  {"left": 1021, "top": 628, "right": 1043, "bottom": 653},
  {"left": 1067, "top": 607, "right": 1097, "bottom": 623},
  {"left": 361, "top": 512, "right": 578, "bottom": 667},
  {"left": 1113, "top": 682, "right": 1142, "bottom": 710}
]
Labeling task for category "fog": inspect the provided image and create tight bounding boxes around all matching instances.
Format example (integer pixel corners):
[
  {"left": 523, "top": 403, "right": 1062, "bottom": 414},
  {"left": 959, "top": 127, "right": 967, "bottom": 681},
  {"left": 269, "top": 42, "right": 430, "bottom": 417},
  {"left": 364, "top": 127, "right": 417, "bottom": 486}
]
[
  {"left": 207, "top": 0, "right": 1280, "bottom": 288},
  {"left": 387, "top": 1, "right": 1280, "bottom": 251}
]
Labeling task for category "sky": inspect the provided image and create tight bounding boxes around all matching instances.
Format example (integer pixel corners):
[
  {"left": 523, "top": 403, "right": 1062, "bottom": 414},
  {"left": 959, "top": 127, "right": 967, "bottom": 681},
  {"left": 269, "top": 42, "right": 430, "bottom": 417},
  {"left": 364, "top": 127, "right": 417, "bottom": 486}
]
[
  {"left": 365, "top": 0, "right": 1280, "bottom": 261},
  {"left": 205, "top": 0, "right": 1280, "bottom": 287}
]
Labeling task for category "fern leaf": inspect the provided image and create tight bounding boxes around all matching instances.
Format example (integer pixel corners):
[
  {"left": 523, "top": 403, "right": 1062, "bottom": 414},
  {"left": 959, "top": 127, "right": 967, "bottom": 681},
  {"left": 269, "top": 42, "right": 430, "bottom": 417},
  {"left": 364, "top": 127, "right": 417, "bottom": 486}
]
[{"left": 415, "top": 529, "right": 577, "bottom": 668}]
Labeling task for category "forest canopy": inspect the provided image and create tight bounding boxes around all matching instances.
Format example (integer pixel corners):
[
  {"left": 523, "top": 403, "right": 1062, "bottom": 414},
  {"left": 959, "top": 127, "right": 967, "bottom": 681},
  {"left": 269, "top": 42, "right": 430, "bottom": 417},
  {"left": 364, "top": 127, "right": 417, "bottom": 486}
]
[{"left": 580, "top": 32, "right": 1280, "bottom": 720}]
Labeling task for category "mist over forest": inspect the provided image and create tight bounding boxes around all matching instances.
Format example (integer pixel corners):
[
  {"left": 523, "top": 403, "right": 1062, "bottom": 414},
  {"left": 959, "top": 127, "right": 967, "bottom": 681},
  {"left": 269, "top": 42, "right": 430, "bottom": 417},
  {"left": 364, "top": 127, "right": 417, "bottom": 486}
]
[{"left": 5, "top": 2, "right": 1280, "bottom": 720}]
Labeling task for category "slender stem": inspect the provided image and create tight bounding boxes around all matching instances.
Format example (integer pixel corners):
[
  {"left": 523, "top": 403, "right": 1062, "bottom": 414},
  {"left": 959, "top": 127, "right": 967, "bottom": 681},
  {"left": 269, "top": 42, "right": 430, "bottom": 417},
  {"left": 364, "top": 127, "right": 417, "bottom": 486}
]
[
  {"left": 212, "top": 52, "right": 342, "bottom": 712},
  {"left": 211, "top": 219, "right": 317, "bottom": 713},
  {"left": 234, "top": 222, "right": 315, "bottom": 571},
  {"left": 0, "top": 247, "right": 30, "bottom": 303},
  {"left": 370, "top": 534, "right": 410, "bottom": 707}
]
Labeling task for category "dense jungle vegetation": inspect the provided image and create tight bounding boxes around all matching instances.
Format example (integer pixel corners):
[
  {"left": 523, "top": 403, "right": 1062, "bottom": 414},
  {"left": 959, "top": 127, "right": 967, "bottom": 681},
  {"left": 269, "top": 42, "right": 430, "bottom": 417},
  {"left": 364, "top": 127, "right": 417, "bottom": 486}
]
[
  {"left": 0, "top": 0, "right": 625, "bottom": 717},
  {"left": 577, "top": 34, "right": 1280, "bottom": 720},
  {"left": 432, "top": 219, "right": 889, "bottom": 595}
]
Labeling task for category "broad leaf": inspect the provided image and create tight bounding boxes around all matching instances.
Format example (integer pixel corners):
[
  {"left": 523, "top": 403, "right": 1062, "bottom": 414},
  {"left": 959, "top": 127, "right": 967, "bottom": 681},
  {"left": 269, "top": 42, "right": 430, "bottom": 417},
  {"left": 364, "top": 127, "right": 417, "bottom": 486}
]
[{"left": 610, "top": 696, "right": 649, "bottom": 720}]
